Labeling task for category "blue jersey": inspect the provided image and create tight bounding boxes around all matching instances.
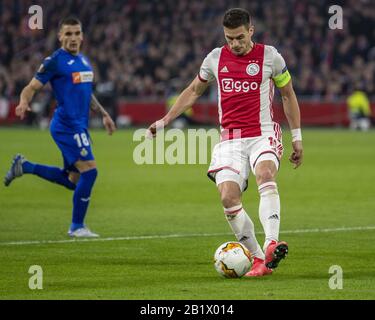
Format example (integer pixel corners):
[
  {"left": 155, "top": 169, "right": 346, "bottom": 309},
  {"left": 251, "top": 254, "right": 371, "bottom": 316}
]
[{"left": 35, "top": 48, "right": 94, "bottom": 132}]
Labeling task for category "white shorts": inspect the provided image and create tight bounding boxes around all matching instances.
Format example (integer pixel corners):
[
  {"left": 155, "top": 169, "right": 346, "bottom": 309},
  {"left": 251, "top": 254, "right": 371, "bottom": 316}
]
[{"left": 207, "top": 134, "right": 283, "bottom": 192}]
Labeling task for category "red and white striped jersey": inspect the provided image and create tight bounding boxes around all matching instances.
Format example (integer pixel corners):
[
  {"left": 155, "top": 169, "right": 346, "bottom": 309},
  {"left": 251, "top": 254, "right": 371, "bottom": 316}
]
[{"left": 198, "top": 43, "right": 290, "bottom": 140}]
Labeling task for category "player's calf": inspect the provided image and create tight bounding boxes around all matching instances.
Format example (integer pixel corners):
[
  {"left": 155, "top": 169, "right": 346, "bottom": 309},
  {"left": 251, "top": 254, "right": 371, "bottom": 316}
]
[
  {"left": 5, "top": 154, "right": 77, "bottom": 190},
  {"left": 70, "top": 168, "right": 98, "bottom": 233}
]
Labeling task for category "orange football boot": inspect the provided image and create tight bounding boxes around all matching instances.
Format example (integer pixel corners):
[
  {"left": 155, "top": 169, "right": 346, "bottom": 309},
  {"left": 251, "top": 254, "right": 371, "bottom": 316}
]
[
  {"left": 244, "top": 257, "right": 273, "bottom": 277},
  {"left": 264, "top": 240, "right": 288, "bottom": 269}
]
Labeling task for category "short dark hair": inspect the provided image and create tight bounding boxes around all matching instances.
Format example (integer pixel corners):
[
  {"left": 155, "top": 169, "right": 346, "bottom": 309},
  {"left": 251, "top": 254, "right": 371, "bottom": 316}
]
[
  {"left": 223, "top": 8, "right": 251, "bottom": 29},
  {"left": 58, "top": 16, "right": 82, "bottom": 31}
]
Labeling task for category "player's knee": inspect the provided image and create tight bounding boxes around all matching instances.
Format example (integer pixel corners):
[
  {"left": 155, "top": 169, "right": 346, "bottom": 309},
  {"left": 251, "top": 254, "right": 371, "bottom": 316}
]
[
  {"left": 255, "top": 160, "right": 277, "bottom": 185},
  {"left": 221, "top": 196, "right": 240, "bottom": 209},
  {"left": 255, "top": 168, "right": 275, "bottom": 186},
  {"left": 60, "top": 169, "right": 77, "bottom": 190},
  {"left": 75, "top": 160, "right": 97, "bottom": 173},
  {"left": 219, "top": 185, "right": 241, "bottom": 208},
  {"left": 68, "top": 172, "right": 80, "bottom": 185}
]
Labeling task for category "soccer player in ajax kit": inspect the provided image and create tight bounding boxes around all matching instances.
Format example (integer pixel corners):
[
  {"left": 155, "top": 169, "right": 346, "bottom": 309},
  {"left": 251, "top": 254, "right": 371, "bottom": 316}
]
[
  {"left": 4, "top": 17, "right": 116, "bottom": 238},
  {"left": 147, "top": 8, "right": 303, "bottom": 276}
]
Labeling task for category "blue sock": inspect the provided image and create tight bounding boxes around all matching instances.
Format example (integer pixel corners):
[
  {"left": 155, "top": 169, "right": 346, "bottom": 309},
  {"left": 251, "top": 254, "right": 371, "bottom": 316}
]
[
  {"left": 71, "top": 168, "right": 98, "bottom": 231},
  {"left": 22, "top": 161, "right": 36, "bottom": 174},
  {"left": 22, "top": 161, "right": 76, "bottom": 190}
]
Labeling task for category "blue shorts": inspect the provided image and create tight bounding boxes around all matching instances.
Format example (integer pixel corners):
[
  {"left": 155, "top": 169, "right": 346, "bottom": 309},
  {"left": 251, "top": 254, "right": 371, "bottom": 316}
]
[{"left": 50, "top": 128, "right": 95, "bottom": 172}]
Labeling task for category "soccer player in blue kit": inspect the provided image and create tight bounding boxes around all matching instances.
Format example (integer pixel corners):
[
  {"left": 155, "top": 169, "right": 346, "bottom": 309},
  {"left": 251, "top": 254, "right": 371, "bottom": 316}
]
[{"left": 4, "top": 17, "right": 116, "bottom": 237}]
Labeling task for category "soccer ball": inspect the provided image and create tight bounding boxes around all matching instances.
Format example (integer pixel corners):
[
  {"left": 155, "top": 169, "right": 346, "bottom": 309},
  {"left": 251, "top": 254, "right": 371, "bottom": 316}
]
[{"left": 214, "top": 242, "right": 252, "bottom": 278}]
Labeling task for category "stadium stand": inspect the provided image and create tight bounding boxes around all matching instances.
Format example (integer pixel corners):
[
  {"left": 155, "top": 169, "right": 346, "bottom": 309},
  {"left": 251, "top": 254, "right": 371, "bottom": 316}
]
[{"left": 0, "top": 0, "right": 374, "bottom": 126}]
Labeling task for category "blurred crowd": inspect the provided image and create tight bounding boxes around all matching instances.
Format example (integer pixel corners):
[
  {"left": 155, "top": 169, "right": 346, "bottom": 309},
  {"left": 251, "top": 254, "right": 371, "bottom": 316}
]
[{"left": 0, "top": 0, "right": 374, "bottom": 104}]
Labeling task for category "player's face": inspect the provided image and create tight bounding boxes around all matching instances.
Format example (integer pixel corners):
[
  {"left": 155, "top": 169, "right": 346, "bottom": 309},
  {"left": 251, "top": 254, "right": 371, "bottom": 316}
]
[
  {"left": 224, "top": 25, "right": 254, "bottom": 56},
  {"left": 59, "top": 24, "right": 83, "bottom": 55}
]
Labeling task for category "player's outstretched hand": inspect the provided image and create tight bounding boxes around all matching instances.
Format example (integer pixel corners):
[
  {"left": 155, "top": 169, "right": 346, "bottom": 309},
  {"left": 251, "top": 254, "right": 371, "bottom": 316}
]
[
  {"left": 15, "top": 101, "right": 32, "bottom": 120},
  {"left": 146, "top": 118, "right": 169, "bottom": 139},
  {"left": 289, "top": 140, "right": 303, "bottom": 169},
  {"left": 103, "top": 113, "right": 116, "bottom": 135}
]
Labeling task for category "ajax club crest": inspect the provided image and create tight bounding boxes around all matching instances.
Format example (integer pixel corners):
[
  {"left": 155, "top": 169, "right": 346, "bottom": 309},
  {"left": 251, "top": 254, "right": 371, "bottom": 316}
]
[{"left": 246, "top": 63, "right": 260, "bottom": 76}]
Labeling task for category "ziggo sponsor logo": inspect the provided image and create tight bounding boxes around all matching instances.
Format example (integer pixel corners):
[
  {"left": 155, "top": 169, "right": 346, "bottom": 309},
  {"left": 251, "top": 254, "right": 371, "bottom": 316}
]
[{"left": 221, "top": 78, "right": 259, "bottom": 93}]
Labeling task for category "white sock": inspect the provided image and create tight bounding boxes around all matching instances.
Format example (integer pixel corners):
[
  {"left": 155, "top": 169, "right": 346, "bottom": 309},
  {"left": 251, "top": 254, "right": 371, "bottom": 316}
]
[
  {"left": 258, "top": 182, "right": 280, "bottom": 251},
  {"left": 224, "top": 204, "right": 264, "bottom": 260}
]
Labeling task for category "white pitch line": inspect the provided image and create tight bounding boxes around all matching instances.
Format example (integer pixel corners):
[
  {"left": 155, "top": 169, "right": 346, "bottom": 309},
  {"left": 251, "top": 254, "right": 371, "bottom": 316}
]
[{"left": 0, "top": 225, "right": 375, "bottom": 246}]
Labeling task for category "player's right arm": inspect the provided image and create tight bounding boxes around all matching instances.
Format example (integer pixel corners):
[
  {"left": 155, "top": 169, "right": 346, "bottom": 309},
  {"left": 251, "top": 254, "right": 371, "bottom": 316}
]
[
  {"left": 16, "top": 78, "right": 44, "bottom": 120},
  {"left": 16, "top": 55, "right": 56, "bottom": 120},
  {"left": 146, "top": 76, "right": 209, "bottom": 137}
]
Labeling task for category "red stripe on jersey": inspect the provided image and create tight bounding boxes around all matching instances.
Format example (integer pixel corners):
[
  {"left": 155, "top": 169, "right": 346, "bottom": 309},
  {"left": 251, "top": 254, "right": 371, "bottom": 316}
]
[
  {"left": 218, "top": 44, "right": 265, "bottom": 140},
  {"left": 273, "top": 123, "right": 281, "bottom": 141},
  {"left": 277, "top": 123, "right": 282, "bottom": 141}
]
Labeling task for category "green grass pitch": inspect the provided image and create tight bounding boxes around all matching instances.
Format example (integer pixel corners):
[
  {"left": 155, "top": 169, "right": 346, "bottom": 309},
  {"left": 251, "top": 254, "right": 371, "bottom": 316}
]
[{"left": 0, "top": 127, "right": 374, "bottom": 300}]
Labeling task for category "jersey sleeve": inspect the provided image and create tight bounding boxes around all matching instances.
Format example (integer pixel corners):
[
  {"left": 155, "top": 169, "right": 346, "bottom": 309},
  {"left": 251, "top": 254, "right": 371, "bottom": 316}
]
[
  {"left": 35, "top": 56, "right": 57, "bottom": 85},
  {"left": 271, "top": 50, "right": 291, "bottom": 88},
  {"left": 198, "top": 52, "right": 215, "bottom": 83}
]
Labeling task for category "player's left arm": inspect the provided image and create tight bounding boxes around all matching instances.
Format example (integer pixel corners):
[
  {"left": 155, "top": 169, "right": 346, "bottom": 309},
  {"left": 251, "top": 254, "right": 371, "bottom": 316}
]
[
  {"left": 271, "top": 47, "right": 303, "bottom": 169},
  {"left": 277, "top": 80, "right": 303, "bottom": 169},
  {"left": 90, "top": 94, "right": 116, "bottom": 135}
]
